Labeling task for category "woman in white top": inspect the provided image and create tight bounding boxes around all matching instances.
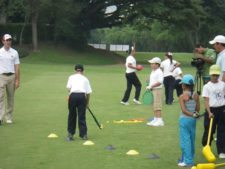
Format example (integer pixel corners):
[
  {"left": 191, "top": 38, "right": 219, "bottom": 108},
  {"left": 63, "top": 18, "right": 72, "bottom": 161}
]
[
  {"left": 121, "top": 45, "right": 142, "bottom": 105},
  {"left": 160, "top": 52, "right": 180, "bottom": 105}
]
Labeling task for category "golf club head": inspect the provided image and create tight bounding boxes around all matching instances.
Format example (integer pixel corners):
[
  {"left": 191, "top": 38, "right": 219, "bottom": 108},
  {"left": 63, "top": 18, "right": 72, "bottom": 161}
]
[
  {"left": 202, "top": 145, "right": 216, "bottom": 163},
  {"left": 148, "top": 153, "right": 160, "bottom": 159},
  {"left": 105, "top": 145, "right": 115, "bottom": 150},
  {"left": 196, "top": 163, "right": 215, "bottom": 169}
]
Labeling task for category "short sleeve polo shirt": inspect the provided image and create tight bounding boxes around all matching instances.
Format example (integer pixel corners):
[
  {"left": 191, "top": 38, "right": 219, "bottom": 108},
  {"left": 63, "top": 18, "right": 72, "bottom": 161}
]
[
  {"left": 0, "top": 47, "right": 20, "bottom": 74},
  {"left": 66, "top": 74, "right": 92, "bottom": 94},
  {"left": 202, "top": 81, "right": 225, "bottom": 107},
  {"left": 149, "top": 68, "right": 163, "bottom": 89}
]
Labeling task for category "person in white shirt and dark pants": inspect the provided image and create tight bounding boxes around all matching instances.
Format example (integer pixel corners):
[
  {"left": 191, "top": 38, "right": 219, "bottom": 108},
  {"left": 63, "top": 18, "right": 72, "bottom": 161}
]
[
  {"left": 202, "top": 64, "right": 225, "bottom": 159},
  {"left": 66, "top": 64, "right": 92, "bottom": 141},
  {"left": 161, "top": 52, "right": 180, "bottom": 105},
  {"left": 121, "top": 46, "right": 142, "bottom": 105}
]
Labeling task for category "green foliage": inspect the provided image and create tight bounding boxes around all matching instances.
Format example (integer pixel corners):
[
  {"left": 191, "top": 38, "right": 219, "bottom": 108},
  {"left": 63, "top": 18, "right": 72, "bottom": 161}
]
[
  {"left": 16, "top": 46, "right": 30, "bottom": 58},
  {"left": 1, "top": 0, "right": 225, "bottom": 50},
  {"left": 39, "top": 0, "right": 88, "bottom": 47},
  {"left": 0, "top": 23, "right": 53, "bottom": 43}
]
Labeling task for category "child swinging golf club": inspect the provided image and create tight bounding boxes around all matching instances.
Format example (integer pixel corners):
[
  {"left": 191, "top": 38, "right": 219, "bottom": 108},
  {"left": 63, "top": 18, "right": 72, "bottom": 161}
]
[
  {"left": 178, "top": 74, "right": 200, "bottom": 167},
  {"left": 66, "top": 64, "right": 92, "bottom": 141}
]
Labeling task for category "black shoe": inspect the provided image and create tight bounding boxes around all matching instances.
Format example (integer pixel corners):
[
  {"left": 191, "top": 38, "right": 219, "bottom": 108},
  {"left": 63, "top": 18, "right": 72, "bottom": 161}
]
[
  {"left": 80, "top": 135, "right": 88, "bottom": 140},
  {"left": 66, "top": 133, "right": 74, "bottom": 142},
  {"left": 66, "top": 136, "right": 74, "bottom": 142},
  {"left": 0, "top": 120, "right": 2, "bottom": 125}
]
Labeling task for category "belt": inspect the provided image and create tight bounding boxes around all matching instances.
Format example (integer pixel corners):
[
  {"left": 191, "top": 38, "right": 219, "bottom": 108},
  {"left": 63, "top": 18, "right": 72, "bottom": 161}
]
[{"left": 2, "top": 73, "right": 14, "bottom": 76}]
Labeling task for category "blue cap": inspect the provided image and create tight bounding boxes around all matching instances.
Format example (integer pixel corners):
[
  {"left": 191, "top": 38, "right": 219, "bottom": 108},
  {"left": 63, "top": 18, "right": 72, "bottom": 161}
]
[{"left": 180, "top": 74, "right": 194, "bottom": 85}]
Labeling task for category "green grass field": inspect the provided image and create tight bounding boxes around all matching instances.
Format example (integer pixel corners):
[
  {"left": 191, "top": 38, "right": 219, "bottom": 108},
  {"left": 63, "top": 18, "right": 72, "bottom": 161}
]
[{"left": 0, "top": 46, "right": 223, "bottom": 169}]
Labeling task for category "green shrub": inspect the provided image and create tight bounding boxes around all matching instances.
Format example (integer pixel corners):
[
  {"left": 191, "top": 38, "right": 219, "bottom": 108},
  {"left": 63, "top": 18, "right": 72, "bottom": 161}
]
[{"left": 15, "top": 46, "right": 30, "bottom": 58}]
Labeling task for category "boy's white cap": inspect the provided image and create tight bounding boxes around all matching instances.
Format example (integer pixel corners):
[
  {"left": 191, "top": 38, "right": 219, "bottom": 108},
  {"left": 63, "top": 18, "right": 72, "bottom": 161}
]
[
  {"left": 3, "top": 34, "right": 12, "bottom": 40},
  {"left": 148, "top": 57, "right": 161, "bottom": 64},
  {"left": 209, "top": 35, "right": 225, "bottom": 44}
]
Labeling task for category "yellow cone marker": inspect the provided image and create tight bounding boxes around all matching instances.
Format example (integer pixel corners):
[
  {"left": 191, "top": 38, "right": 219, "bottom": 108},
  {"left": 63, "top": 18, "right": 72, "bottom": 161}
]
[
  {"left": 126, "top": 150, "right": 139, "bottom": 155},
  {"left": 83, "top": 140, "right": 95, "bottom": 146},
  {"left": 47, "top": 133, "right": 58, "bottom": 138}
]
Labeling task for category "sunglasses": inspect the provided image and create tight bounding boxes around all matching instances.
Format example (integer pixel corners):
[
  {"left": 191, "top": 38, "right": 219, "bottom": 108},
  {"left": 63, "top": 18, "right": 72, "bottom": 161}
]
[{"left": 4, "top": 39, "right": 12, "bottom": 42}]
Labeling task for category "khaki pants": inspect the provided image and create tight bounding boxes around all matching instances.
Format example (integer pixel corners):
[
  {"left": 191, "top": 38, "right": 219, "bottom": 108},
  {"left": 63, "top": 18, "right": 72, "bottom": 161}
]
[
  {"left": 152, "top": 88, "right": 163, "bottom": 111},
  {"left": 0, "top": 74, "right": 15, "bottom": 121}
]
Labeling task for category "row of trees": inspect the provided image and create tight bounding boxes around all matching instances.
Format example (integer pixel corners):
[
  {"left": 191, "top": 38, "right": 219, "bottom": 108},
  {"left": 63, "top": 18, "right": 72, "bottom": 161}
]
[
  {"left": 1, "top": 0, "right": 225, "bottom": 52},
  {"left": 89, "top": 1, "right": 225, "bottom": 52}
]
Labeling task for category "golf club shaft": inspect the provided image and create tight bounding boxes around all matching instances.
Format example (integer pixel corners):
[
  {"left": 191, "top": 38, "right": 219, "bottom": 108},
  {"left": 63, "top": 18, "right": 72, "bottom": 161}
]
[
  {"left": 87, "top": 107, "right": 102, "bottom": 129},
  {"left": 207, "top": 118, "right": 213, "bottom": 145},
  {"left": 196, "top": 113, "right": 205, "bottom": 119},
  {"left": 216, "top": 162, "right": 225, "bottom": 168}
]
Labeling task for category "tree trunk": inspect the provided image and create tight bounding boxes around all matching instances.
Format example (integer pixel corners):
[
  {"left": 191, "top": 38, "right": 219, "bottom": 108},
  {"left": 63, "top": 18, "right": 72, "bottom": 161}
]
[
  {"left": 32, "top": 13, "right": 38, "bottom": 51},
  {"left": 19, "top": 13, "right": 29, "bottom": 46},
  {"left": 29, "top": 0, "right": 39, "bottom": 51},
  {"left": 0, "top": 12, "right": 6, "bottom": 24}
]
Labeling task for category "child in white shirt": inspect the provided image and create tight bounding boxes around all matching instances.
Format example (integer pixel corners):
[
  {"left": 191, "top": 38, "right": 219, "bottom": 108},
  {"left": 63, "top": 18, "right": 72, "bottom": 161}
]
[{"left": 146, "top": 57, "right": 164, "bottom": 126}]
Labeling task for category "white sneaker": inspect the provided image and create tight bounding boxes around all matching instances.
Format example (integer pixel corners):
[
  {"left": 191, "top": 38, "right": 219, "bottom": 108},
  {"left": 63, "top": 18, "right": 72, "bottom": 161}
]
[
  {"left": 6, "top": 120, "right": 13, "bottom": 124},
  {"left": 133, "top": 99, "right": 141, "bottom": 105},
  {"left": 120, "top": 101, "right": 129, "bottom": 106},
  {"left": 219, "top": 153, "right": 225, "bottom": 159},
  {"left": 177, "top": 162, "right": 193, "bottom": 167},
  {"left": 177, "top": 162, "right": 186, "bottom": 167},
  {"left": 151, "top": 119, "right": 164, "bottom": 127}
]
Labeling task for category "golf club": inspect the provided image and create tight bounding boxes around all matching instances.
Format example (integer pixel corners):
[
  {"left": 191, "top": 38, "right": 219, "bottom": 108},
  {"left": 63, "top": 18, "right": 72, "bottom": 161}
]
[
  {"left": 192, "top": 162, "right": 225, "bottom": 169},
  {"left": 87, "top": 107, "right": 102, "bottom": 130},
  {"left": 202, "top": 117, "right": 216, "bottom": 162},
  {"left": 195, "top": 113, "right": 205, "bottom": 119}
]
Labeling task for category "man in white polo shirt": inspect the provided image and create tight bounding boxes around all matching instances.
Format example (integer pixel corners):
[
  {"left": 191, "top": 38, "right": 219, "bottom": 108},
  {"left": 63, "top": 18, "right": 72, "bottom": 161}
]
[
  {"left": 66, "top": 64, "right": 92, "bottom": 141},
  {"left": 0, "top": 34, "right": 20, "bottom": 125},
  {"left": 209, "top": 35, "right": 225, "bottom": 82}
]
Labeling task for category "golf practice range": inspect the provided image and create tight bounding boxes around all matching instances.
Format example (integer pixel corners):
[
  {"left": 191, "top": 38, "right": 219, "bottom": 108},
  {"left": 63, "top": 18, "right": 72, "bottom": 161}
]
[{"left": 0, "top": 47, "right": 225, "bottom": 169}]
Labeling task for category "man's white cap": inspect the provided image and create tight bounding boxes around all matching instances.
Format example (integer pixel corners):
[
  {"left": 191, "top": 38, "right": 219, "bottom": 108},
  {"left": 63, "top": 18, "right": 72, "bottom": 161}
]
[
  {"left": 148, "top": 57, "right": 161, "bottom": 64},
  {"left": 3, "top": 34, "right": 12, "bottom": 40},
  {"left": 209, "top": 35, "right": 225, "bottom": 44}
]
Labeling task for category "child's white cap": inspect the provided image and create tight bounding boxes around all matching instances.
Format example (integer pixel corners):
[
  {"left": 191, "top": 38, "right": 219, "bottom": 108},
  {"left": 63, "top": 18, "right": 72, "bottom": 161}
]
[{"left": 148, "top": 57, "right": 161, "bottom": 64}]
